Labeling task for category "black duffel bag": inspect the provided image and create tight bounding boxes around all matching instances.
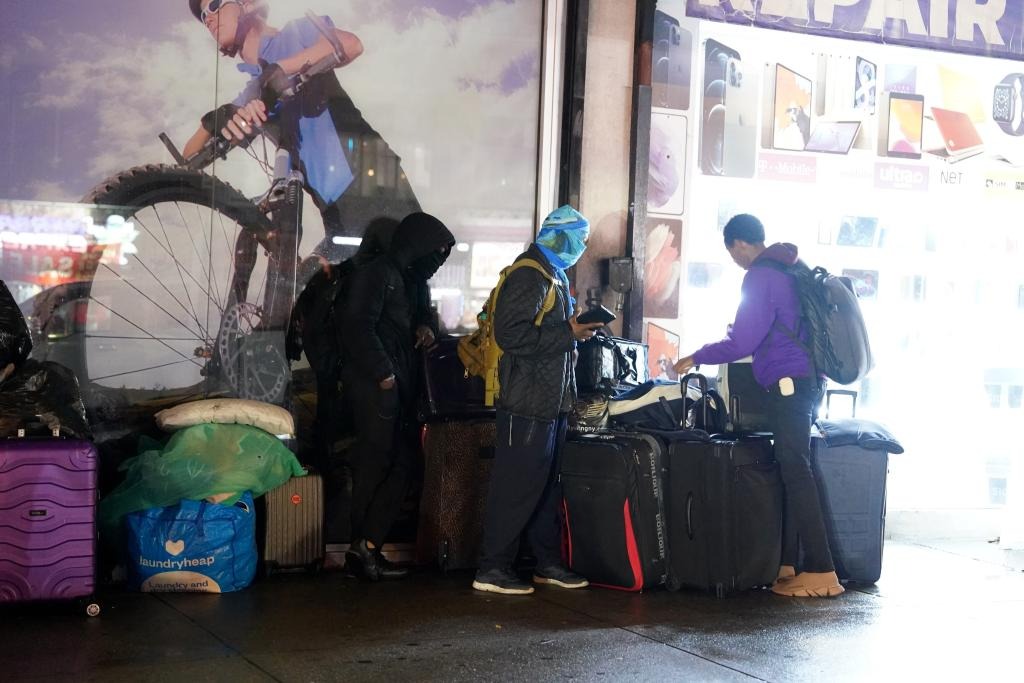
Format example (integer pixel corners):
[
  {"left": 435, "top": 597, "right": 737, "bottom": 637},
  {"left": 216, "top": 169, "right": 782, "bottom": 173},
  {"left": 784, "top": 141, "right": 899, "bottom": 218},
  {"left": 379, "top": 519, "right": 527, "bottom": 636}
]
[{"left": 575, "top": 332, "right": 648, "bottom": 394}]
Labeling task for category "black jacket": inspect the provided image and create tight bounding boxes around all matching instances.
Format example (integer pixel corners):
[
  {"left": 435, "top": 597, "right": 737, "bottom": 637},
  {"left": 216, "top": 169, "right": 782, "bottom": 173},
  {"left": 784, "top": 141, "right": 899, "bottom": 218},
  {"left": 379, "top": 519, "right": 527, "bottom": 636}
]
[
  {"left": 494, "top": 245, "right": 577, "bottom": 421},
  {"left": 341, "top": 214, "right": 454, "bottom": 394}
]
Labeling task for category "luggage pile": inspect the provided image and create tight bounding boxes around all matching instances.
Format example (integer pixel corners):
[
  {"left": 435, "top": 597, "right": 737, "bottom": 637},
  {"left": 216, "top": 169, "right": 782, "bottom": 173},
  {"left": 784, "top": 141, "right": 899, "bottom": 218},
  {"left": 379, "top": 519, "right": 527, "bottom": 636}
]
[
  {"left": 562, "top": 361, "right": 902, "bottom": 595},
  {"left": 101, "top": 399, "right": 312, "bottom": 592}
]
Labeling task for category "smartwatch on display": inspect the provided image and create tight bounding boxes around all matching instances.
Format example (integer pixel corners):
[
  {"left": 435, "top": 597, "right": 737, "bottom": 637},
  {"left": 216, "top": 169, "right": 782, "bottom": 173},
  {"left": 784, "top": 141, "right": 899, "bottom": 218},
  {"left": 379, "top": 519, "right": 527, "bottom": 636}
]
[
  {"left": 994, "top": 74, "right": 1024, "bottom": 136},
  {"left": 993, "top": 83, "right": 1014, "bottom": 124}
]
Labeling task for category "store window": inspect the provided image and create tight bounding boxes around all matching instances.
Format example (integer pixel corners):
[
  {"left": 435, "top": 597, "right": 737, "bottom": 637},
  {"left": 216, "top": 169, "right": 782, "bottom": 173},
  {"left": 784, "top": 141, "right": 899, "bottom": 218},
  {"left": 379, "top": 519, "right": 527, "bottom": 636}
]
[
  {"left": 1, "top": 3, "right": 546, "bottom": 434},
  {"left": 645, "top": 3, "right": 1024, "bottom": 519}
]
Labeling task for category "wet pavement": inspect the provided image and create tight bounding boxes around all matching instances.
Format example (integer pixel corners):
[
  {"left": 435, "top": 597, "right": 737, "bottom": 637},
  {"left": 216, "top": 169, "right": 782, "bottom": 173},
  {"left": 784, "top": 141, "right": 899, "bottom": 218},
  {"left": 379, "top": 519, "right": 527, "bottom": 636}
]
[{"left": 2, "top": 540, "right": 1022, "bottom": 682}]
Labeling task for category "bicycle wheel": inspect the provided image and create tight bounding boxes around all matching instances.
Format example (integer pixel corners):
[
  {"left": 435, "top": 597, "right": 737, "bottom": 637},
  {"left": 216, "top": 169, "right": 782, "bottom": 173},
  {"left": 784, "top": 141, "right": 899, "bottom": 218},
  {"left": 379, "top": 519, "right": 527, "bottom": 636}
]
[{"left": 81, "top": 163, "right": 292, "bottom": 404}]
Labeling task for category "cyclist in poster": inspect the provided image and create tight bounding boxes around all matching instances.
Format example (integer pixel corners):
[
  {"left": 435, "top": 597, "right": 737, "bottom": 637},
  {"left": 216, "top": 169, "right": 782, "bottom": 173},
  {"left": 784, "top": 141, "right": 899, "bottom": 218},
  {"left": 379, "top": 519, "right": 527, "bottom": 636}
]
[
  {"left": 1, "top": 0, "right": 543, "bottom": 423},
  {"left": 183, "top": 0, "right": 421, "bottom": 268}
]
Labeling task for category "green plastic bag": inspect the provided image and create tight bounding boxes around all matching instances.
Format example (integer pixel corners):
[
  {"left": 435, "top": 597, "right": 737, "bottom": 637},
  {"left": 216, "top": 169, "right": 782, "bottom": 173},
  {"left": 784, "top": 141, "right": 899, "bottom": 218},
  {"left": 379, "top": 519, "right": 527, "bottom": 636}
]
[{"left": 99, "top": 423, "right": 305, "bottom": 544}]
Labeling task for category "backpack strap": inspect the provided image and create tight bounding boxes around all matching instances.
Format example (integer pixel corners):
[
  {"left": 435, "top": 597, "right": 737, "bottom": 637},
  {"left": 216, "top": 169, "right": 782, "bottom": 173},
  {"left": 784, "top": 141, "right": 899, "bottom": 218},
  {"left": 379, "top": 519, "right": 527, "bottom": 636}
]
[
  {"left": 750, "top": 259, "right": 814, "bottom": 361},
  {"left": 498, "top": 258, "right": 559, "bottom": 326}
]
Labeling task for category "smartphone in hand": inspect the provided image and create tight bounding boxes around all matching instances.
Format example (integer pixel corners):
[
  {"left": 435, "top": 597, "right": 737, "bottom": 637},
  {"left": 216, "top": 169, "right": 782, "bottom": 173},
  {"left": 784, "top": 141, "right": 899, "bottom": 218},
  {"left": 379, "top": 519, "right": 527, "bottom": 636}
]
[{"left": 576, "top": 305, "right": 617, "bottom": 326}]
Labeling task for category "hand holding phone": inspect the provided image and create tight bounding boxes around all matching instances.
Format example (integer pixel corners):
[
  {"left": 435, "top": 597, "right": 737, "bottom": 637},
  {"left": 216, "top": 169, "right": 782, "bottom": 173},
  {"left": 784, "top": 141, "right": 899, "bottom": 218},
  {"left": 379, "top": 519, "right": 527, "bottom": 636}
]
[{"left": 575, "top": 305, "right": 617, "bottom": 326}]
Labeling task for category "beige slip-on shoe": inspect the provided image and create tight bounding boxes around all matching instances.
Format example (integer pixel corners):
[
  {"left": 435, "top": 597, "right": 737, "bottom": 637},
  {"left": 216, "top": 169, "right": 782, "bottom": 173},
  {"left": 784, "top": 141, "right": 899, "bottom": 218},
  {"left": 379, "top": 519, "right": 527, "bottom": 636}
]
[
  {"left": 771, "top": 570, "right": 845, "bottom": 597},
  {"left": 773, "top": 565, "right": 797, "bottom": 586}
]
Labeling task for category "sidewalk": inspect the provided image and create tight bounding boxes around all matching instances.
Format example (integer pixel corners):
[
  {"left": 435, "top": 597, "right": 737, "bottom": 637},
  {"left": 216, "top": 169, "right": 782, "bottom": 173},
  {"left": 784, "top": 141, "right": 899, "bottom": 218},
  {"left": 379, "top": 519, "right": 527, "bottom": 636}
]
[{"left": 2, "top": 541, "right": 1022, "bottom": 682}]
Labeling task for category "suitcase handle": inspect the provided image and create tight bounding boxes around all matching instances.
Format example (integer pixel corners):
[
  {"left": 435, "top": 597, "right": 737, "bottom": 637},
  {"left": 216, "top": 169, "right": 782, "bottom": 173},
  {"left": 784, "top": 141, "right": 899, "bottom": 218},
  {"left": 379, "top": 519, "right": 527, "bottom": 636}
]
[
  {"left": 681, "top": 372, "right": 709, "bottom": 429},
  {"left": 685, "top": 492, "right": 695, "bottom": 540}
]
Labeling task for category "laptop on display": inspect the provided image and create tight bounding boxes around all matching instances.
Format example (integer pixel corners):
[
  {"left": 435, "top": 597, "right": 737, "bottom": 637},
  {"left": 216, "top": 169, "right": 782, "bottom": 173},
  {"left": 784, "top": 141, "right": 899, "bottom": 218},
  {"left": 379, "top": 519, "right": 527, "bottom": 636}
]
[
  {"left": 926, "top": 107, "right": 984, "bottom": 162},
  {"left": 804, "top": 120, "right": 862, "bottom": 154}
]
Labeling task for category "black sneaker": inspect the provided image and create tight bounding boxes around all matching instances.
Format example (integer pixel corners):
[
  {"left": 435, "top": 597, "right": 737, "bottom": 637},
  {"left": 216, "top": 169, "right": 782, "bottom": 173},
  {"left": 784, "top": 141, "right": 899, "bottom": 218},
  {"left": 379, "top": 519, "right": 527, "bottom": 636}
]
[
  {"left": 533, "top": 565, "right": 589, "bottom": 589},
  {"left": 472, "top": 568, "right": 534, "bottom": 595},
  {"left": 344, "top": 539, "right": 381, "bottom": 581},
  {"left": 374, "top": 550, "right": 410, "bottom": 580}
]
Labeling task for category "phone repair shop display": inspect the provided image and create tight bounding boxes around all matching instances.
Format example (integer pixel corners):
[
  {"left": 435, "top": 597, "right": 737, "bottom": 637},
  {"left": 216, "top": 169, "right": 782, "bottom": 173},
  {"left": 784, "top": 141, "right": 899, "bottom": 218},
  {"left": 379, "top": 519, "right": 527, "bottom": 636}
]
[
  {"left": 657, "top": 3, "right": 1024, "bottom": 516},
  {"left": 125, "top": 494, "right": 257, "bottom": 593}
]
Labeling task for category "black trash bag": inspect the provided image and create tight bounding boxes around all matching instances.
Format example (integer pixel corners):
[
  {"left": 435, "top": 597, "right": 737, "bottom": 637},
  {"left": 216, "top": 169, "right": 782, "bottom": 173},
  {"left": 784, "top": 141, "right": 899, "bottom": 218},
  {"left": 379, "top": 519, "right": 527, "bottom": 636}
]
[
  {"left": 0, "top": 280, "right": 32, "bottom": 370},
  {"left": 0, "top": 359, "right": 91, "bottom": 440}
]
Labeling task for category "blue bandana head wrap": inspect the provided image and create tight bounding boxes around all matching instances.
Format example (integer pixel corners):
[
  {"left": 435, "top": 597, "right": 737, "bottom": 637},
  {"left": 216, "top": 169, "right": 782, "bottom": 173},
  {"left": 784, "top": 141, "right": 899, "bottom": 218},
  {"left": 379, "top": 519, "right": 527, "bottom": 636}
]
[{"left": 535, "top": 205, "right": 590, "bottom": 271}]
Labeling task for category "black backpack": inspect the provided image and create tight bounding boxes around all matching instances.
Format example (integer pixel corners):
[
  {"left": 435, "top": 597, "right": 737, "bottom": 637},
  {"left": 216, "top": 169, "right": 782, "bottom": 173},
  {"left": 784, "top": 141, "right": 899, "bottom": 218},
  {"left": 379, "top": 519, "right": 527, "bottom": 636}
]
[
  {"left": 753, "top": 259, "right": 873, "bottom": 385},
  {"left": 286, "top": 260, "right": 356, "bottom": 376}
]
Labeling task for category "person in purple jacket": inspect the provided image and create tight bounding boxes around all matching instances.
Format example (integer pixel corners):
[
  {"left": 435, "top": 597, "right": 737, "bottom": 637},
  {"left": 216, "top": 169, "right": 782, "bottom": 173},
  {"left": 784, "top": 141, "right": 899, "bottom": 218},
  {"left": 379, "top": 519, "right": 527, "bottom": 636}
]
[{"left": 673, "top": 214, "right": 843, "bottom": 598}]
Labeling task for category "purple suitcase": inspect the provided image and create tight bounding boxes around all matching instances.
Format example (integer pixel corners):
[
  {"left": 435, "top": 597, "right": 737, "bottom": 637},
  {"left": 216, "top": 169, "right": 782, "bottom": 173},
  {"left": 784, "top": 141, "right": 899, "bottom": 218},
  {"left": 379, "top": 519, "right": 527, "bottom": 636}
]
[{"left": 0, "top": 436, "right": 100, "bottom": 615}]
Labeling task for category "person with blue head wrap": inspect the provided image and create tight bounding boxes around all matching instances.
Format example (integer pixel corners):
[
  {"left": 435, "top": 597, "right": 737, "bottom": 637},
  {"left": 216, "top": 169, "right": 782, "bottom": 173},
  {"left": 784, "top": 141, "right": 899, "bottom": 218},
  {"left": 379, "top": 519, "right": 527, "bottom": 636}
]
[
  {"left": 533, "top": 205, "right": 590, "bottom": 313},
  {"left": 473, "top": 206, "right": 603, "bottom": 596}
]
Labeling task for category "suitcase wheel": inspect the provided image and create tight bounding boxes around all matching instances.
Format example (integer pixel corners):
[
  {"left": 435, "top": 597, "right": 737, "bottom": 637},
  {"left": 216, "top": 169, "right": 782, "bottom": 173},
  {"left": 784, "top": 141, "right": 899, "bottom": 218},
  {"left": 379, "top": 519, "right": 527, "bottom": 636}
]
[{"left": 82, "top": 599, "right": 101, "bottom": 617}]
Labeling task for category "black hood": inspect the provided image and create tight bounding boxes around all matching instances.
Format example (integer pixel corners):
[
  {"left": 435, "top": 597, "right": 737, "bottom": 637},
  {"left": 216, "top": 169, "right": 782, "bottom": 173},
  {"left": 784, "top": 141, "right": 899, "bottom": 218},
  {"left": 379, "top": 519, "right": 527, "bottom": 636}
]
[
  {"left": 354, "top": 217, "right": 400, "bottom": 264},
  {"left": 389, "top": 212, "right": 456, "bottom": 269}
]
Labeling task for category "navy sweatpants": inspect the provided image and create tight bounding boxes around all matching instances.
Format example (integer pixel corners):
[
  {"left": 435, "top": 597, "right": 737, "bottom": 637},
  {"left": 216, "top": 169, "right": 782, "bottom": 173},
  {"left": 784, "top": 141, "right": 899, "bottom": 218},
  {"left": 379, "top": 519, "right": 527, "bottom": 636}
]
[{"left": 477, "top": 410, "right": 568, "bottom": 573}]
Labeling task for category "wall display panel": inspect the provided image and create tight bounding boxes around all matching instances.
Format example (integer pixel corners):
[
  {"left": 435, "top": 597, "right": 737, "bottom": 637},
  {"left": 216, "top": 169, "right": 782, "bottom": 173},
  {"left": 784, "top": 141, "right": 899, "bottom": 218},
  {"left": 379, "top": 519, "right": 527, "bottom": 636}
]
[
  {"left": 0, "top": 2, "right": 546, "bottom": 438},
  {"left": 652, "top": 7, "right": 1024, "bottom": 519},
  {"left": 646, "top": 322, "right": 681, "bottom": 381},
  {"left": 768, "top": 63, "right": 813, "bottom": 152},
  {"left": 643, "top": 216, "right": 683, "bottom": 320},
  {"left": 648, "top": 112, "right": 688, "bottom": 214},
  {"left": 878, "top": 92, "right": 924, "bottom": 158}
]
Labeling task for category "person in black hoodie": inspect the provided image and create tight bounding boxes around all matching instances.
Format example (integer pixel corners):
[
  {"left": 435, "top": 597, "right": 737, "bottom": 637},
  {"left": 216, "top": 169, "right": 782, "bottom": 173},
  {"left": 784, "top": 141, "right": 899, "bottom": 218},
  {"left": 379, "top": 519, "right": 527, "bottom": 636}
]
[{"left": 340, "top": 212, "right": 455, "bottom": 580}]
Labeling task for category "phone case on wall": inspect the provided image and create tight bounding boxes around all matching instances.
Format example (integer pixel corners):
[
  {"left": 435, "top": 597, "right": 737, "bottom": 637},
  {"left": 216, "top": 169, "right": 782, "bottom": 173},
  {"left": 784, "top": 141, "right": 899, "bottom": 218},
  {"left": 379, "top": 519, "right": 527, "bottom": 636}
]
[
  {"left": 652, "top": 11, "right": 692, "bottom": 110},
  {"left": 723, "top": 56, "right": 759, "bottom": 177},
  {"left": 700, "top": 39, "right": 740, "bottom": 175}
]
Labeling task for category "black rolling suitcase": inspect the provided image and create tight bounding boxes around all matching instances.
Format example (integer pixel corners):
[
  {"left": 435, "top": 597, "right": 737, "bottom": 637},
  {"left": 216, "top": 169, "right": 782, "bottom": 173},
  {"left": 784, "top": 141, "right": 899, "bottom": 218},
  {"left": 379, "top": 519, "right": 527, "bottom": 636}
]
[
  {"left": 560, "top": 432, "right": 668, "bottom": 591},
  {"left": 665, "top": 374, "right": 783, "bottom": 596},
  {"left": 810, "top": 417, "right": 900, "bottom": 584},
  {"left": 416, "top": 419, "right": 496, "bottom": 570},
  {"left": 718, "top": 361, "right": 772, "bottom": 433}
]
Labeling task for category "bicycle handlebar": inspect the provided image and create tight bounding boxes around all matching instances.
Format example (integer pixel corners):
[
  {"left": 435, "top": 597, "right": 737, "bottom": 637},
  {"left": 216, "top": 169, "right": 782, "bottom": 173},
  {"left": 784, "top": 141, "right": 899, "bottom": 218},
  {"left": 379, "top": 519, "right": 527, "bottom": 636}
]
[{"left": 165, "top": 31, "right": 345, "bottom": 171}]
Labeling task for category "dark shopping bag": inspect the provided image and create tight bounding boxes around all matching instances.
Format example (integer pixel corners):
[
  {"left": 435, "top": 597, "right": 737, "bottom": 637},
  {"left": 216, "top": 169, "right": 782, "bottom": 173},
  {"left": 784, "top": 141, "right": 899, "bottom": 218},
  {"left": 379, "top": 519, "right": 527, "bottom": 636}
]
[{"left": 576, "top": 333, "right": 648, "bottom": 393}]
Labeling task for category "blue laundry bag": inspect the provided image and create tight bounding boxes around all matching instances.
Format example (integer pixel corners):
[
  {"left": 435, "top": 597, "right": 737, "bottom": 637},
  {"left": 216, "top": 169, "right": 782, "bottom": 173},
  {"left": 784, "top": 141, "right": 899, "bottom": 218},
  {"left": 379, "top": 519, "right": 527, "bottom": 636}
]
[{"left": 126, "top": 493, "right": 257, "bottom": 593}]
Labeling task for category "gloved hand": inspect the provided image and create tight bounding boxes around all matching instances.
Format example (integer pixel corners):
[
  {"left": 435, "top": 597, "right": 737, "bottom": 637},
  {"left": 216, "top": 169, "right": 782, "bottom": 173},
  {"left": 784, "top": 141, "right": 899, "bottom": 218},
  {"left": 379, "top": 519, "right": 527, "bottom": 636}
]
[
  {"left": 258, "top": 61, "right": 293, "bottom": 108},
  {"left": 200, "top": 103, "right": 240, "bottom": 136}
]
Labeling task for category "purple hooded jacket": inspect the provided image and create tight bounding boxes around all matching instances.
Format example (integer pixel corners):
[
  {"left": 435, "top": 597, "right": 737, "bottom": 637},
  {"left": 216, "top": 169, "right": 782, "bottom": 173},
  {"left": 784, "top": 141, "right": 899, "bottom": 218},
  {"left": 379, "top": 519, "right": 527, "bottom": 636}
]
[{"left": 691, "top": 243, "right": 813, "bottom": 389}]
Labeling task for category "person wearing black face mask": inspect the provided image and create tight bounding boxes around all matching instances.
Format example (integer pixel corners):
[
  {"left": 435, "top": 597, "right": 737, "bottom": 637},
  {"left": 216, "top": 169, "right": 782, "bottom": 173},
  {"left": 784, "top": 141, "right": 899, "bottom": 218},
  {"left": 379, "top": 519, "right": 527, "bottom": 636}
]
[{"left": 340, "top": 212, "right": 455, "bottom": 580}]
